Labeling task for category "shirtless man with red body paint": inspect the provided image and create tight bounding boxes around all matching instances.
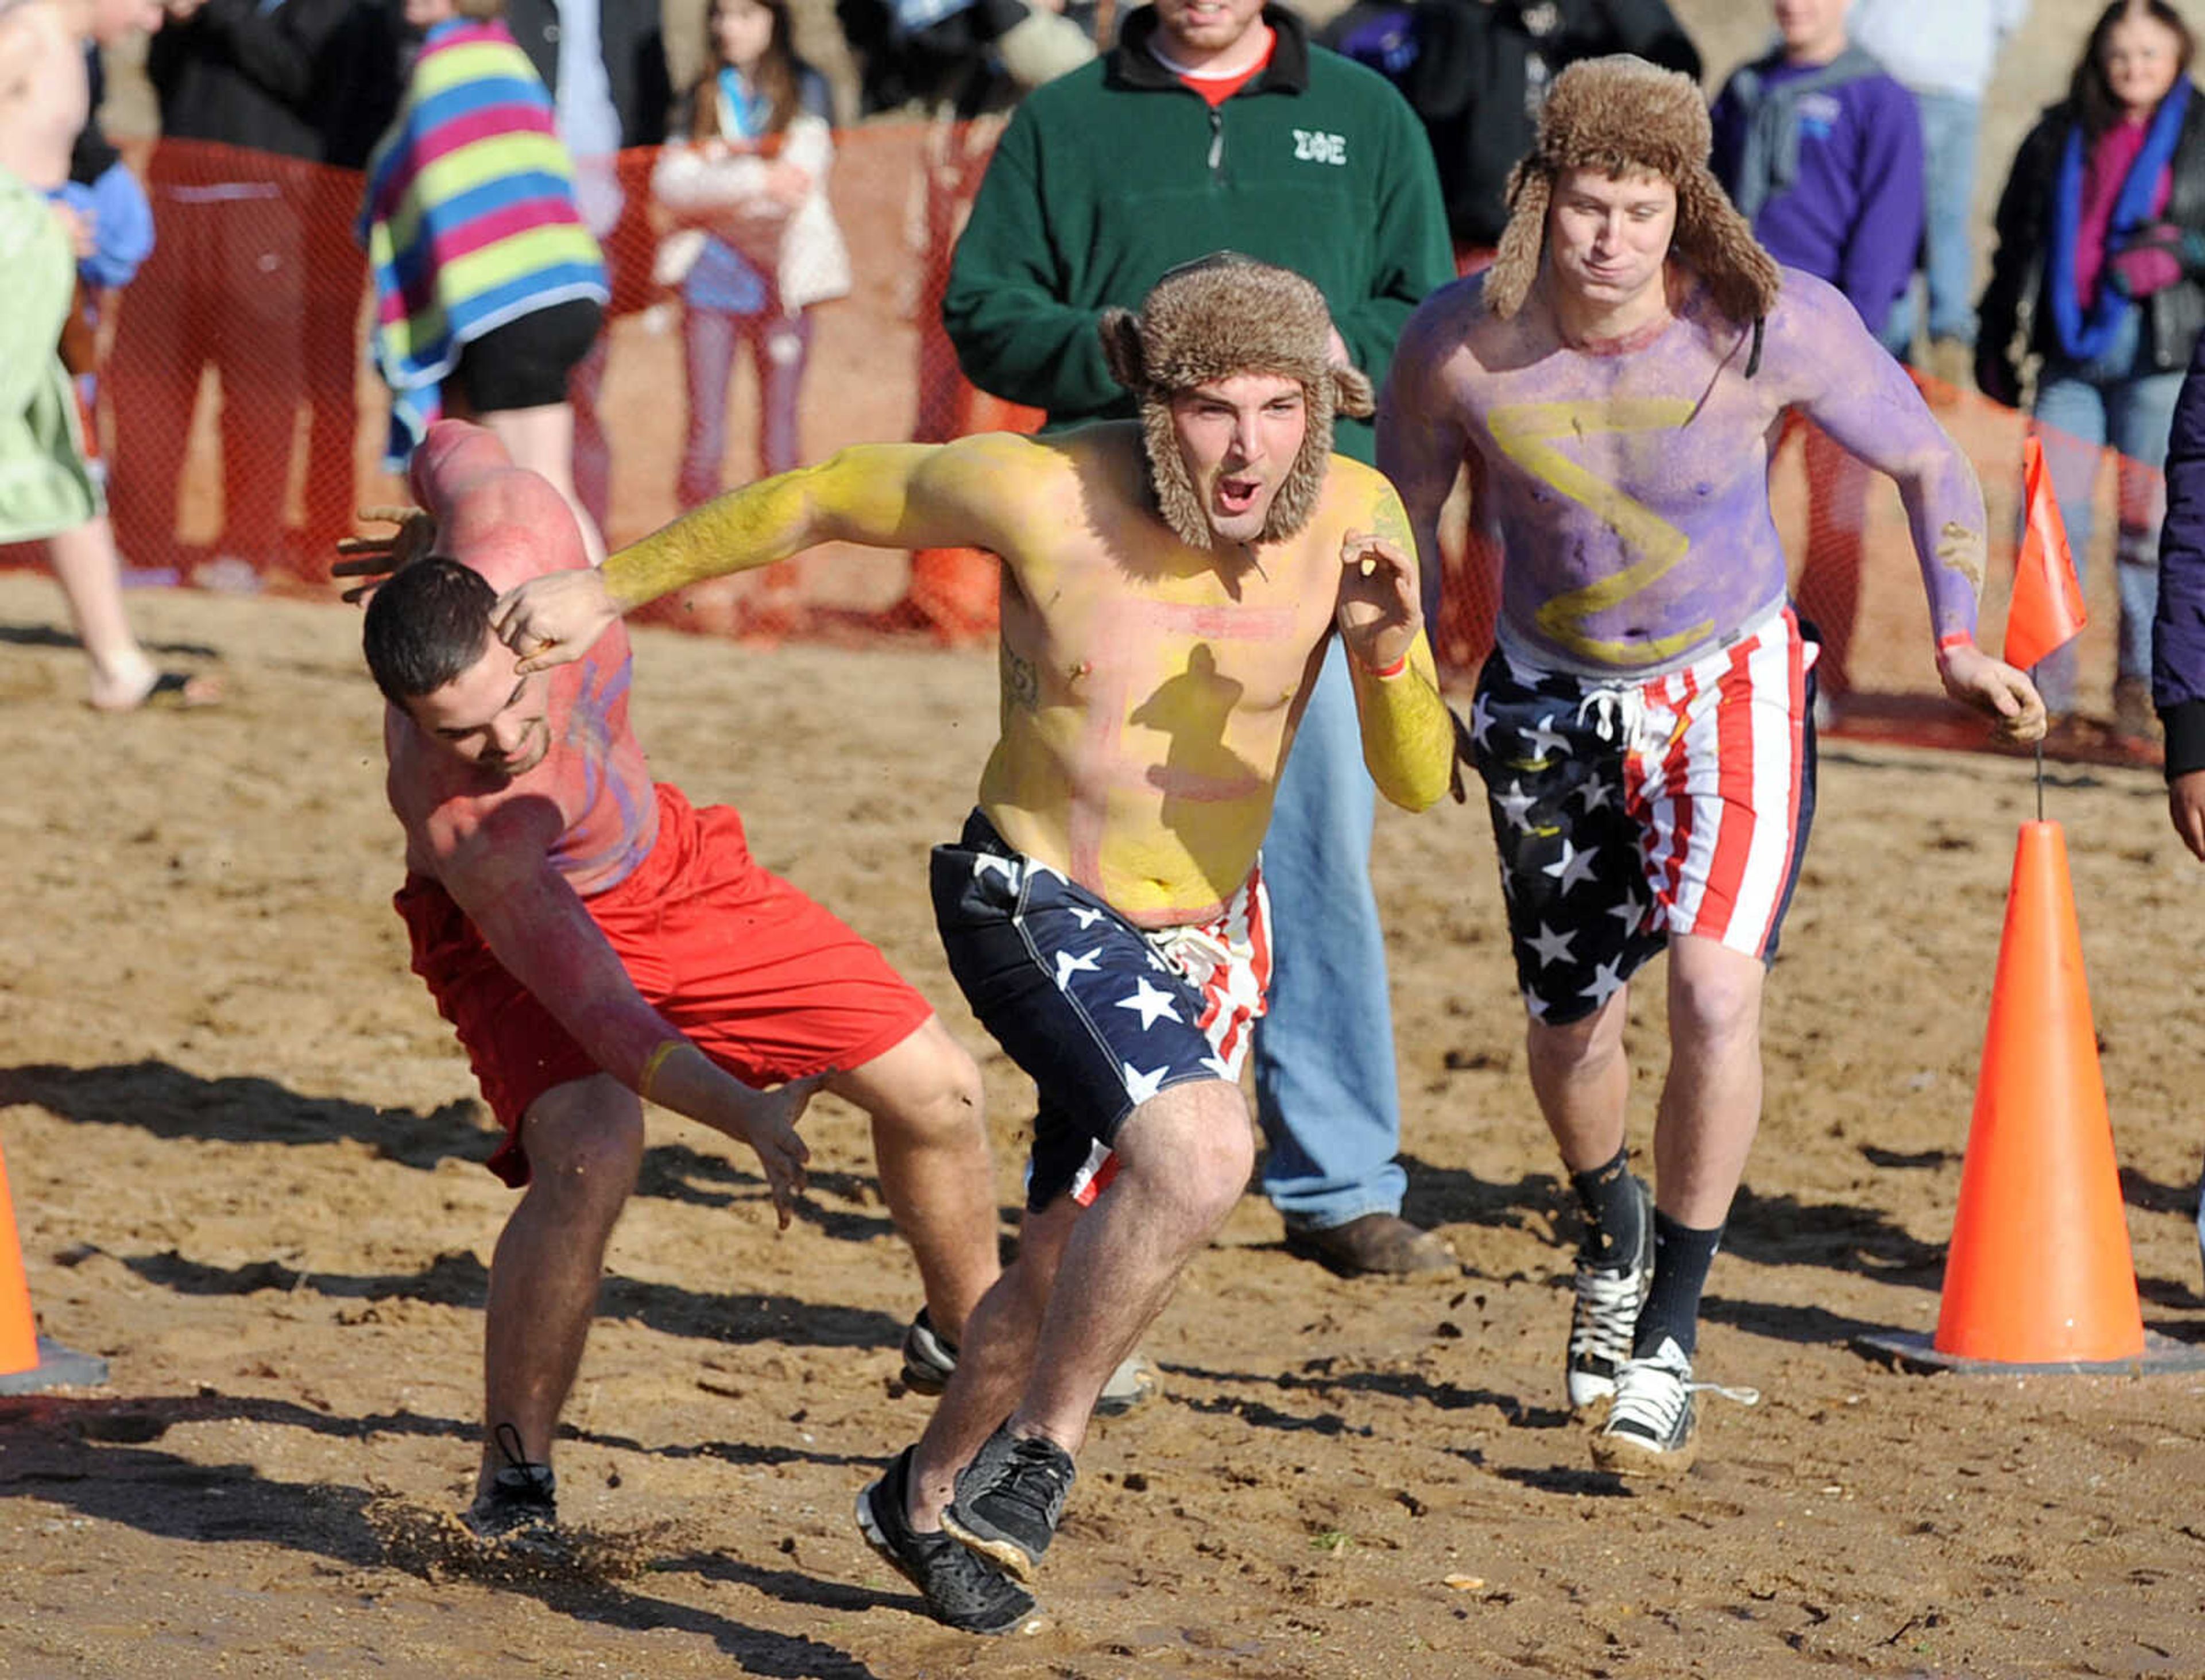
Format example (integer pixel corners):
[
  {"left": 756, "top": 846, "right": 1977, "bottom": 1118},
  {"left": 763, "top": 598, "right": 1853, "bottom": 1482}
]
[{"left": 345, "top": 419, "right": 1002, "bottom": 1550}]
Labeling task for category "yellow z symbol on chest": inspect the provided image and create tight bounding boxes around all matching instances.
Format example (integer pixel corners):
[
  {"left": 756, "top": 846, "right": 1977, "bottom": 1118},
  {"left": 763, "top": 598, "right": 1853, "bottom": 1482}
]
[{"left": 1488, "top": 398, "right": 1715, "bottom": 666}]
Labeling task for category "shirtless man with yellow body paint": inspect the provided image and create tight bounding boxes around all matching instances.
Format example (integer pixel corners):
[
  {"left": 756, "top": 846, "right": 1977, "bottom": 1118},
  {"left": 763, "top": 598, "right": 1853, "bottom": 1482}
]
[
  {"left": 494, "top": 254, "right": 1457, "bottom": 1633},
  {"left": 1378, "top": 57, "right": 2046, "bottom": 1478}
]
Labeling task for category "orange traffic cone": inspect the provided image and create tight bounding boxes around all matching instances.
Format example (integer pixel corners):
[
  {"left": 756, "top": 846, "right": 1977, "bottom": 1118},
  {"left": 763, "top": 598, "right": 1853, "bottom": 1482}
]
[
  {"left": 1935, "top": 820, "right": 2140, "bottom": 1362},
  {"left": 0, "top": 1139, "right": 107, "bottom": 1395},
  {"left": 1858, "top": 822, "right": 2202, "bottom": 1374}
]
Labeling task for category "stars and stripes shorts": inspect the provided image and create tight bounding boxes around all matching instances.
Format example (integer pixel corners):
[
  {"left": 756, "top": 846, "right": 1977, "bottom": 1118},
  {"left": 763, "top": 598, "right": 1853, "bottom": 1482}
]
[
  {"left": 931, "top": 809, "right": 1271, "bottom": 1213},
  {"left": 1469, "top": 607, "right": 1817, "bottom": 1025}
]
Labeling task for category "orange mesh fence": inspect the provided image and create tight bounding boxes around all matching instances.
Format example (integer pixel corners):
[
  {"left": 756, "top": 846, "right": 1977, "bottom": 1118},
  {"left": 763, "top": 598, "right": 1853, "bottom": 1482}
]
[{"left": 0, "top": 131, "right": 2160, "bottom": 763}]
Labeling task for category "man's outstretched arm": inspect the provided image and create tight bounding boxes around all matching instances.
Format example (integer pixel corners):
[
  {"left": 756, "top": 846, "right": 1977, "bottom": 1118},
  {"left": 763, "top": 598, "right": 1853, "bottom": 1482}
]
[
  {"left": 442, "top": 808, "right": 813, "bottom": 1221},
  {"left": 1781, "top": 277, "right": 2047, "bottom": 742},
  {"left": 492, "top": 439, "right": 1025, "bottom": 668}
]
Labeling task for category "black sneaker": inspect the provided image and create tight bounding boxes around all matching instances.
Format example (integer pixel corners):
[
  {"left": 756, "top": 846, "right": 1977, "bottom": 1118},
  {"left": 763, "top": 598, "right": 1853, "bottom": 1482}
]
[
  {"left": 1566, "top": 1175, "right": 1654, "bottom": 1412},
  {"left": 1589, "top": 1336, "right": 1698, "bottom": 1474},
  {"left": 899, "top": 1309, "right": 960, "bottom": 1395},
  {"left": 1591, "top": 1336, "right": 1761, "bottom": 1477},
  {"left": 940, "top": 1424, "right": 1076, "bottom": 1582},
  {"left": 900, "top": 1309, "right": 1161, "bottom": 1416},
  {"left": 854, "top": 1447, "right": 1041, "bottom": 1635},
  {"left": 465, "top": 1423, "right": 562, "bottom": 1549}
]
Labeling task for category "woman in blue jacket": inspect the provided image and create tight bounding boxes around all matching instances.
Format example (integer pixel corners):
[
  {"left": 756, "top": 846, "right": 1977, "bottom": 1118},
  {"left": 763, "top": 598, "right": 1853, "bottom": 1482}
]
[{"left": 1979, "top": 0, "right": 2205, "bottom": 741}]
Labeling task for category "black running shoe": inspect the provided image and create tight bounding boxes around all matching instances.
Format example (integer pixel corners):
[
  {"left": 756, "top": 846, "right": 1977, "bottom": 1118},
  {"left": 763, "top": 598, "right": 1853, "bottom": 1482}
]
[
  {"left": 899, "top": 1309, "right": 960, "bottom": 1395},
  {"left": 855, "top": 1447, "right": 1041, "bottom": 1635},
  {"left": 900, "top": 1309, "right": 1162, "bottom": 1416},
  {"left": 465, "top": 1423, "right": 562, "bottom": 1550},
  {"left": 940, "top": 1424, "right": 1076, "bottom": 1582}
]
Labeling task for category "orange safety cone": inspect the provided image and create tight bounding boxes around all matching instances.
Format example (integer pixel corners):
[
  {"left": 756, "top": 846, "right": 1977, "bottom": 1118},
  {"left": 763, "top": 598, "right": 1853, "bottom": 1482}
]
[
  {"left": 0, "top": 1139, "right": 107, "bottom": 1395},
  {"left": 1857, "top": 822, "right": 2203, "bottom": 1375},
  {"left": 1935, "top": 820, "right": 2140, "bottom": 1362}
]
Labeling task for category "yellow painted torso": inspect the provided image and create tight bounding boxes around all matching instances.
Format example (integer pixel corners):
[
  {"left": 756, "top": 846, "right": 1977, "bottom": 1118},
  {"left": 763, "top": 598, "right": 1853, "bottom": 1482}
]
[{"left": 972, "top": 428, "right": 1376, "bottom": 925}]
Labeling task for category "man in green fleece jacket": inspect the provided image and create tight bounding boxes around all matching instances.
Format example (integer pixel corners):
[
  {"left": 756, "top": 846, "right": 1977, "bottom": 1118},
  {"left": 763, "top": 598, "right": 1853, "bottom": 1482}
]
[{"left": 942, "top": 0, "right": 1457, "bottom": 1280}]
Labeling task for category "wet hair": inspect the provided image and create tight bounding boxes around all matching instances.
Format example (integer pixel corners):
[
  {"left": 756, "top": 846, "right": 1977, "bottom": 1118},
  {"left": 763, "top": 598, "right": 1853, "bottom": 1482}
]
[
  {"left": 361, "top": 558, "right": 497, "bottom": 707},
  {"left": 690, "top": 0, "right": 800, "bottom": 140},
  {"left": 451, "top": 0, "right": 505, "bottom": 18},
  {"left": 2072, "top": 1, "right": 2195, "bottom": 137}
]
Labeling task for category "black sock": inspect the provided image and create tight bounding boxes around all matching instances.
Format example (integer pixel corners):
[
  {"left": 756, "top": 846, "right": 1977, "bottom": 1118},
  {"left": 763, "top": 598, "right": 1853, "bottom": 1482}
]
[
  {"left": 1635, "top": 1211, "right": 1723, "bottom": 1359},
  {"left": 1569, "top": 1145, "right": 1643, "bottom": 1265}
]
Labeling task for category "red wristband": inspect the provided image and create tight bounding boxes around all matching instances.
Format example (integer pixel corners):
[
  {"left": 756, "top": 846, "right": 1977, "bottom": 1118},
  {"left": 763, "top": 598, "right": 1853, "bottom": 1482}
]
[
  {"left": 1361, "top": 652, "right": 1409, "bottom": 680},
  {"left": 1935, "top": 632, "right": 1974, "bottom": 659}
]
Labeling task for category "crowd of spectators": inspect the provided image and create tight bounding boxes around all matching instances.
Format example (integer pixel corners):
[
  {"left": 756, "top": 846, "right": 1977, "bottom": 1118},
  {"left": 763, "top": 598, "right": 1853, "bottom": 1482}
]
[{"left": 16, "top": 0, "right": 2205, "bottom": 761}]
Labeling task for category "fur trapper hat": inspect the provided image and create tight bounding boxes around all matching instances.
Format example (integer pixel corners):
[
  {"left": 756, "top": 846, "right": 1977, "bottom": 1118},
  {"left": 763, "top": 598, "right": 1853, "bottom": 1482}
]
[
  {"left": 1098, "top": 253, "right": 1375, "bottom": 551},
  {"left": 1484, "top": 55, "right": 1781, "bottom": 331}
]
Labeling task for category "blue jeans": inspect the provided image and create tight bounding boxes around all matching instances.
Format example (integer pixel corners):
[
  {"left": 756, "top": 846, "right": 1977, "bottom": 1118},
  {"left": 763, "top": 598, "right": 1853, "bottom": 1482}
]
[
  {"left": 1886, "top": 90, "right": 1982, "bottom": 350},
  {"left": 679, "top": 304, "right": 814, "bottom": 509},
  {"left": 1250, "top": 639, "right": 1406, "bottom": 1229},
  {"left": 2031, "top": 308, "right": 2181, "bottom": 705}
]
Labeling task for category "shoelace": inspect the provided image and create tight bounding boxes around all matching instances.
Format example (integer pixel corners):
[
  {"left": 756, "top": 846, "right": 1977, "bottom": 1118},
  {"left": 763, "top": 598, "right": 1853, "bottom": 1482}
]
[
  {"left": 985, "top": 1437, "right": 1073, "bottom": 1529},
  {"left": 1568, "top": 1263, "right": 1645, "bottom": 1368},
  {"left": 1609, "top": 1358, "right": 1763, "bottom": 1439},
  {"left": 488, "top": 1420, "right": 556, "bottom": 1501}
]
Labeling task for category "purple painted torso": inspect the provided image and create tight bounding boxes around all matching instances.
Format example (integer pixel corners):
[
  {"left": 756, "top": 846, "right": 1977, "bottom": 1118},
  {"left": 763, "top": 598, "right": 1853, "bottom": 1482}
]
[{"left": 1440, "top": 268, "right": 1984, "bottom": 676}]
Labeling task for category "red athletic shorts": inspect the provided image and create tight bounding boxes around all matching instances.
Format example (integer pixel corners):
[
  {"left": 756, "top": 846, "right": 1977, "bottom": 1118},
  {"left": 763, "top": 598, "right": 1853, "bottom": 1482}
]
[{"left": 396, "top": 783, "right": 934, "bottom": 1186}]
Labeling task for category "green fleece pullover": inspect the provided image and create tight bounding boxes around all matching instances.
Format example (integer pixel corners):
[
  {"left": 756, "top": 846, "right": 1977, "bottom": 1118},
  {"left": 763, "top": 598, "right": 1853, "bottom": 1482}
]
[{"left": 941, "top": 4, "right": 1452, "bottom": 466}]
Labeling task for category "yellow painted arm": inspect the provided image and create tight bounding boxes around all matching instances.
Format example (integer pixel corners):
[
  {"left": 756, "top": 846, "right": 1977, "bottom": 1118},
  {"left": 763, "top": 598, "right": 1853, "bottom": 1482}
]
[
  {"left": 1348, "top": 632, "right": 1456, "bottom": 812},
  {"left": 598, "top": 441, "right": 1004, "bottom": 611}
]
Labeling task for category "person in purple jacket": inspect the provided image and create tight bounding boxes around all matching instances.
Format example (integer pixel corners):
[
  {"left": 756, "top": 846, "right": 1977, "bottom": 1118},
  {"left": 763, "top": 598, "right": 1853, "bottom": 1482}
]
[
  {"left": 2156, "top": 331, "right": 2205, "bottom": 1280},
  {"left": 1712, "top": 0, "right": 1925, "bottom": 716},
  {"left": 2155, "top": 332, "right": 2205, "bottom": 855}
]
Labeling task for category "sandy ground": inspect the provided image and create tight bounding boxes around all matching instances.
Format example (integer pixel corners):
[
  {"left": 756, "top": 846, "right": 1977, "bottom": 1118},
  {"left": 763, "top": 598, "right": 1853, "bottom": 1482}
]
[
  {"left": 2, "top": 2, "right": 2199, "bottom": 1675},
  {"left": 2, "top": 572, "right": 2203, "bottom": 1680}
]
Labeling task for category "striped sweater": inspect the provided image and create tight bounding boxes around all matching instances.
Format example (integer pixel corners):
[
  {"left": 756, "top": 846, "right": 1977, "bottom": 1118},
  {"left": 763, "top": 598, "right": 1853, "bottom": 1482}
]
[{"left": 362, "top": 18, "right": 608, "bottom": 461}]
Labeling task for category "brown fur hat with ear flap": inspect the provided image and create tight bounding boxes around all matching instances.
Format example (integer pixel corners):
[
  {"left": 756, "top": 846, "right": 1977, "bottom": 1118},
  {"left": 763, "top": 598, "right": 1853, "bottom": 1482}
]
[
  {"left": 1483, "top": 55, "right": 1781, "bottom": 330},
  {"left": 1097, "top": 252, "right": 1375, "bottom": 551}
]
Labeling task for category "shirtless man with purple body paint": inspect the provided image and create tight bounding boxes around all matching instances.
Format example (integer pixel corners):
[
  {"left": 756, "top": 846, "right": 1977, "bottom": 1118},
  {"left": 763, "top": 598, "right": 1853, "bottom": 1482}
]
[{"left": 1379, "top": 56, "right": 2046, "bottom": 1476}]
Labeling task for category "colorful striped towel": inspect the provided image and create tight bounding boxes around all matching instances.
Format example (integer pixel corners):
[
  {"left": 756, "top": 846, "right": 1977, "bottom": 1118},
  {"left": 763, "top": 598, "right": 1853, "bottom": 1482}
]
[{"left": 362, "top": 18, "right": 608, "bottom": 463}]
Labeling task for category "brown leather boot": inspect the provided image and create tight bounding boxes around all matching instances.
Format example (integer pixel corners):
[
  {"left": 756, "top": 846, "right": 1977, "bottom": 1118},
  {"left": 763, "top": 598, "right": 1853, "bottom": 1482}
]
[{"left": 1283, "top": 1213, "right": 1458, "bottom": 1278}]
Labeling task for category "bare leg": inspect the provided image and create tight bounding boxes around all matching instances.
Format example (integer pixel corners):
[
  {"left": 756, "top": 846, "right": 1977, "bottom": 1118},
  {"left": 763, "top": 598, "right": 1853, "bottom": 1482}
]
[
  {"left": 1525, "top": 985, "right": 1633, "bottom": 1174},
  {"left": 823, "top": 1015, "right": 998, "bottom": 1342},
  {"left": 46, "top": 516, "right": 151, "bottom": 706},
  {"left": 1022, "top": 1079, "right": 1254, "bottom": 1450},
  {"left": 902, "top": 1078, "right": 1251, "bottom": 1524},
  {"left": 1649, "top": 935, "right": 1766, "bottom": 1228},
  {"left": 465, "top": 401, "right": 607, "bottom": 567},
  {"left": 904, "top": 1198, "right": 1078, "bottom": 1529},
  {"left": 475, "top": 1074, "right": 643, "bottom": 1496}
]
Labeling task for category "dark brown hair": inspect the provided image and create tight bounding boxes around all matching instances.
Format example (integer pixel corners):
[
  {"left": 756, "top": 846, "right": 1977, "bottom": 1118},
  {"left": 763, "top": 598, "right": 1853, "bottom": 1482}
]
[
  {"left": 2071, "top": 0, "right": 2196, "bottom": 137},
  {"left": 362, "top": 558, "right": 495, "bottom": 706},
  {"left": 689, "top": 0, "right": 800, "bottom": 142}
]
